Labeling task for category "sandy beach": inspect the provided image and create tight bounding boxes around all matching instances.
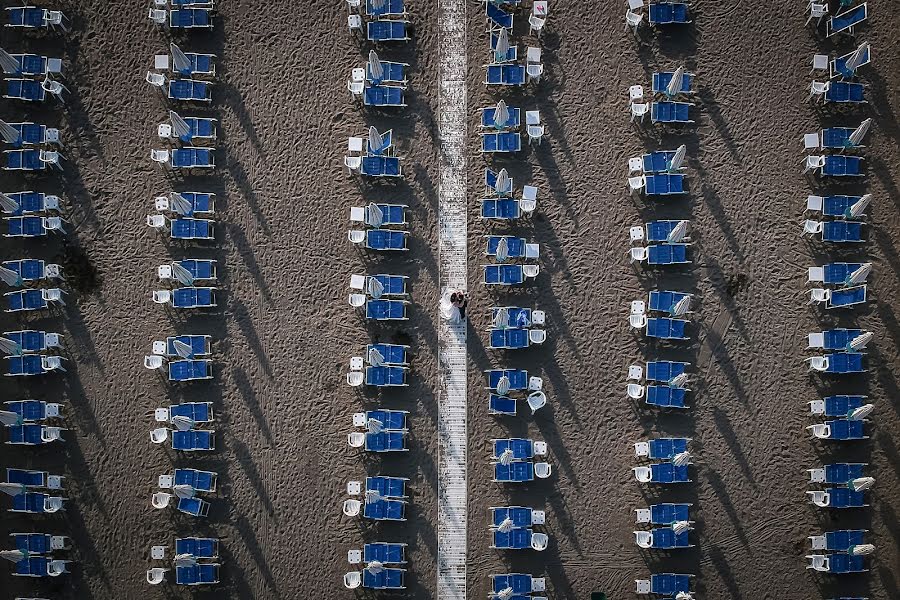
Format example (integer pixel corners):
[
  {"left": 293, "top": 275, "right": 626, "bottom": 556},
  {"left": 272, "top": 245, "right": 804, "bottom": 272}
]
[{"left": 1, "top": 0, "right": 898, "bottom": 598}]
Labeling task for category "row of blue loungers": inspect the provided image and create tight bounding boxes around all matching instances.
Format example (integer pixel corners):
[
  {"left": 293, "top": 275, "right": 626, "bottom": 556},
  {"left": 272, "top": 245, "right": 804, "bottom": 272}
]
[
  {"left": 2, "top": 10, "right": 75, "bottom": 588},
  {"left": 342, "top": 1, "right": 411, "bottom": 591},
  {"left": 803, "top": 9, "right": 876, "bottom": 584},
  {"left": 143, "top": 10, "right": 224, "bottom": 587}
]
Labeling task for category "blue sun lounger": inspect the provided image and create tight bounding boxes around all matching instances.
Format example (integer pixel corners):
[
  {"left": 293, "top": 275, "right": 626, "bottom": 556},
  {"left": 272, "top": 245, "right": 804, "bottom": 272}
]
[
  {"left": 811, "top": 195, "right": 864, "bottom": 217},
  {"left": 363, "top": 567, "right": 405, "bottom": 589},
  {"left": 483, "top": 264, "right": 536, "bottom": 285},
  {"left": 170, "top": 216, "right": 215, "bottom": 239},
  {"left": 831, "top": 46, "right": 871, "bottom": 80},
  {"left": 646, "top": 361, "right": 688, "bottom": 383},
  {"left": 360, "top": 155, "right": 402, "bottom": 177},
  {"left": 174, "top": 117, "right": 217, "bottom": 143},
  {"left": 11, "top": 533, "right": 52, "bottom": 554},
  {"left": 171, "top": 287, "right": 216, "bottom": 308},
  {"left": 366, "top": 475, "right": 407, "bottom": 498},
  {"left": 821, "top": 156, "right": 862, "bottom": 177},
  {"left": 5, "top": 290, "right": 52, "bottom": 312},
  {"left": 6, "top": 468, "right": 51, "bottom": 487},
  {"left": 5, "top": 216, "right": 56, "bottom": 237},
  {"left": 365, "top": 543, "right": 406, "bottom": 564},
  {"left": 645, "top": 221, "right": 687, "bottom": 243},
  {"left": 486, "top": 236, "right": 534, "bottom": 258},
  {"left": 491, "top": 506, "right": 539, "bottom": 528},
  {"left": 648, "top": 3, "right": 690, "bottom": 25},
  {"left": 175, "top": 468, "right": 217, "bottom": 492},
  {"left": 9, "top": 492, "right": 52, "bottom": 513},
  {"left": 2, "top": 123, "right": 52, "bottom": 148},
  {"left": 486, "top": 3, "right": 513, "bottom": 28},
  {"left": 176, "top": 563, "right": 219, "bottom": 585},
  {"left": 820, "top": 463, "right": 865, "bottom": 484},
  {"left": 4, "top": 79, "right": 45, "bottom": 102},
  {"left": 365, "top": 365, "right": 408, "bottom": 386},
  {"left": 4, "top": 150, "right": 45, "bottom": 171},
  {"left": 170, "top": 259, "right": 216, "bottom": 281},
  {"left": 173, "top": 52, "right": 215, "bottom": 77},
  {"left": 361, "top": 274, "right": 407, "bottom": 296},
  {"left": 646, "top": 385, "right": 688, "bottom": 409},
  {"left": 646, "top": 318, "right": 688, "bottom": 340},
  {"left": 353, "top": 203, "right": 406, "bottom": 226},
  {"left": 367, "top": 20, "right": 410, "bottom": 42},
  {"left": 170, "top": 8, "right": 213, "bottom": 29},
  {"left": 818, "top": 395, "right": 866, "bottom": 417},
  {"left": 644, "top": 438, "right": 689, "bottom": 461},
  {"left": 494, "top": 461, "right": 534, "bottom": 482},
  {"left": 648, "top": 573, "right": 693, "bottom": 595},
  {"left": 168, "top": 79, "right": 211, "bottom": 102},
  {"left": 489, "top": 394, "right": 517, "bottom": 415},
  {"left": 818, "top": 488, "right": 867, "bottom": 508},
  {"left": 6, "top": 400, "right": 56, "bottom": 421},
  {"left": 174, "top": 191, "right": 215, "bottom": 214},
  {"left": 648, "top": 503, "right": 690, "bottom": 524},
  {"left": 365, "top": 431, "right": 407, "bottom": 452},
  {"left": 490, "top": 328, "right": 530, "bottom": 349},
  {"left": 492, "top": 573, "right": 541, "bottom": 595},
  {"left": 169, "top": 359, "right": 212, "bottom": 381},
  {"left": 818, "top": 419, "right": 867, "bottom": 440},
  {"left": 5, "top": 7, "right": 49, "bottom": 28},
  {"left": 649, "top": 463, "right": 690, "bottom": 483},
  {"left": 652, "top": 72, "right": 693, "bottom": 96},
  {"left": 172, "top": 430, "right": 214, "bottom": 451},
  {"left": 366, "top": 343, "right": 408, "bottom": 365},
  {"left": 827, "top": 285, "right": 866, "bottom": 308},
  {"left": 13, "top": 556, "right": 58, "bottom": 577},
  {"left": 492, "top": 528, "right": 535, "bottom": 550},
  {"left": 820, "top": 129, "right": 859, "bottom": 150},
  {"left": 819, "top": 353, "right": 865, "bottom": 374},
  {"left": 648, "top": 291, "right": 690, "bottom": 315},
  {"left": 643, "top": 527, "right": 691, "bottom": 549},
  {"left": 176, "top": 537, "right": 218, "bottom": 559},
  {"left": 3, "top": 330, "right": 53, "bottom": 353},
  {"left": 170, "top": 402, "right": 213, "bottom": 422},
  {"left": 481, "top": 198, "right": 521, "bottom": 219},
  {"left": 810, "top": 328, "right": 862, "bottom": 350},
  {"left": 365, "top": 300, "right": 409, "bottom": 320},
  {"left": 492, "top": 307, "right": 533, "bottom": 328},
  {"left": 644, "top": 173, "right": 685, "bottom": 195},
  {"left": 493, "top": 438, "right": 535, "bottom": 460},
  {"left": 485, "top": 168, "right": 513, "bottom": 195},
  {"left": 175, "top": 496, "right": 209, "bottom": 517},
  {"left": 482, "top": 105, "right": 521, "bottom": 128},
  {"left": 2, "top": 191, "right": 58, "bottom": 215},
  {"left": 489, "top": 31, "right": 517, "bottom": 63},
  {"left": 824, "top": 82, "right": 865, "bottom": 104},
  {"left": 826, "top": 3, "right": 867, "bottom": 37},
  {"left": 640, "top": 151, "right": 680, "bottom": 173},
  {"left": 818, "top": 530, "right": 866, "bottom": 552},
  {"left": 651, "top": 102, "right": 693, "bottom": 124},
  {"left": 367, "top": 0, "right": 405, "bottom": 17},
  {"left": 367, "top": 60, "right": 407, "bottom": 85},
  {"left": 485, "top": 64, "right": 526, "bottom": 86},
  {"left": 649, "top": 244, "right": 690, "bottom": 265},
  {"left": 5, "top": 355, "right": 59, "bottom": 376},
  {"left": 486, "top": 369, "right": 528, "bottom": 391},
  {"left": 8, "top": 54, "right": 59, "bottom": 76},
  {"left": 7, "top": 424, "right": 58, "bottom": 445},
  {"left": 822, "top": 554, "right": 867, "bottom": 574},
  {"left": 364, "top": 86, "right": 406, "bottom": 107},
  {"left": 364, "top": 498, "right": 407, "bottom": 520},
  {"left": 482, "top": 131, "right": 522, "bottom": 153},
  {"left": 362, "top": 410, "right": 407, "bottom": 430},
  {"left": 363, "top": 229, "right": 408, "bottom": 250},
  {"left": 170, "top": 147, "right": 214, "bottom": 168},
  {"left": 2, "top": 259, "right": 47, "bottom": 283}
]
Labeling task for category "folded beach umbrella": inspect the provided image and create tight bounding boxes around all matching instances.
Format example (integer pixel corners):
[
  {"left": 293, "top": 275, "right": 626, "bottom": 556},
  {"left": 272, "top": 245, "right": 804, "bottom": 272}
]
[
  {"left": 844, "top": 42, "right": 870, "bottom": 74},
  {"left": 850, "top": 477, "right": 875, "bottom": 491},
  {"left": 170, "top": 43, "right": 191, "bottom": 74},
  {"left": 0, "top": 337, "right": 22, "bottom": 356},
  {"left": 494, "top": 28, "right": 510, "bottom": 64},
  {"left": 169, "top": 192, "right": 193, "bottom": 217},
  {"left": 0, "top": 48, "right": 19, "bottom": 74},
  {"left": 367, "top": 202, "right": 384, "bottom": 228},
  {"left": 0, "top": 409, "right": 20, "bottom": 425},
  {"left": 174, "top": 555, "right": 197, "bottom": 567},
  {"left": 365, "top": 489, "right": 383, "bottom": 504},
  {"left": 848, "top": 118, "right": 872, "bottom": 147},
  {"left": 673, "top": 520, "right": 690, "bottom": 535},
  {"left": 368, "top": 347, "right": 385, "bottom": 366},
  {"left": 172, "top": 338, "right": 194, "bottom": 358},
  {"left": 848, "top": 331, "right": 873, "bottom": 351},
  {"left": 0, "top": 482, "right": 25, "bottom": 496},
  {"left": 169, "top": 110, "right": 191, "bottom": 140},
  {"left": 493, "top": 307, "right": 509, "bottom": 329},
  {"left": 495, "top": 237, "right": 510, "bottom": 263},
  {"left": 666, "top": 66, "right": 685, "bottom": 98},
  {"left": 496, "top": 375, "right": 511, "bottom": 396},
  {"left": 667, "top": 144, "right": 687, "bottom": 172},
  {"left": 173, "top": 484, "right": 195, "bottom": 499},
  {"left": 497, "top": 588, "right": 515, "bottom": 600},
  {"left": 669, "top": 373, "right": 689, "bottom": 388},
  {"left": 670, "top": 296, "right": 690, "bottom": 317},
  {"left": 171, "top": 415, "right": 195, "bottom": 431},
  {"left": 493, "top": 100, "right": 510, "bottom": 130},
  {"left": 666, "top": 220, "right": 689, "bottom": 243},
  {"left": 850, "top": 543, "right": 875, "bottom": 556},
  {"left": 0, "top": 120, "right": 20, "bottom": 145},
  {"left": 172, "top": 263, "right": 195, "bottom": 287},
  {"left": 368, "top": 126, "right": 385, "bottom": 155},
  {"left": 494, "top": 167, "right": 511, "bottom": 195},
  {"left": 845, "top": 263, "right": 872, "bottom": 286},
  {"left": 672, "top": 451, "right": 691, "bottom": 466},
  {"left": 366, "top": 418, "right": 384, "bottom": 433},
  {"left": 0, "top": 192, "right": 19, "bottom": 214},
  {"left": 366, "top": 560, "right": 384, "bottom": 574},
  {"left": 499, "top": 448, "right": 514, "bottom": 466},
  {"left": 0, "top": 264, "right": 21, "bottom": 286},
  {"left": 845, "top": 193, "right": 871, "bottom": 219},
  {"left": 848, "top": 403, "right": 874, "bottom": 421},
  {"left": 368, "top": 50, "right": 384, "bottom": 84},
  {"left": 367, "top": 277, "right": 384, "bottom": 299},
  {"left": 0, "top": 549, "right": 26, "bottom": 562},
  {"left": 675, "top": 593, "right": 694, "bottom": 600},
  {"left": 497, "top": 517, "right": 515, "bottom": 533}
]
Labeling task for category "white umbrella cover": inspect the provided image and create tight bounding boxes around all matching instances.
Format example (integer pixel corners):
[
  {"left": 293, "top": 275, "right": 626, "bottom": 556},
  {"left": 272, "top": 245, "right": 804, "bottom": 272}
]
[
  {"left": 493, "top": 307, "right": 510, "bottom": 329},
  {"left": 173, "top": 339, "right": 194, "bottom": 358},
  {"left": 172, "top": 262, "right": 195, "bottom": 286},
  {"left": 169, "top": 110, "right": 191, "bottom": 139},
  {"left": 673, "top": 520, "right": 690, "bottom": 535},
  {"left": 1, "top": 549, "right": 26, "bottom": 562},
  {"left": 496, "top": 375, "right": 511, "bottom": 396},
  {"left": 499, "top": 448, "right": 514, "bottom": 466},
  {"left": 847, "top": 193, "right": 871, "bottom": 218},
  {"left": 850, "top": 543, "right": 875, "bottom": 556},
  {"left": 666, "top": 66, "right": 685, "bottom": 97},
  {"left": 495, "top": 237, "right": 509, "bottom": 262},
  {"left": 173, "top": 554, "right": 197, "bottom": 567},
  {"left": 493, "top": 100, "right": 510, "bottom": 130},
  {"left": 497, "top": 517, "right": 515, "bottom": 533},
  {"left": 368, "top": 50, "right": 384, "bottom": 83},
  {"left": 848, "top": 403, "right": 874, "bottom": 421},
  {"left": 366, "top": 560, "right": 384, "bottom": 574},
  {"left": 672, "top": 451, "right": 691, "bottom": 466},
  {"left": 0, "top": 192, "right": 19, "bottom": 213},
  {"left": 173, "top": 484, "right": 195, "bottom": 499},
  {"left": 850, "top": 477, "right": 875, "bottom": 491},
  {"left": 0, "top": 409, "right": 21, "bottom": 425},
  {"left": 0, "top": 120, "right": 20, "bottom": 144},
  {"left": 674, "top": 593, "right": 694, "bottom": 600},
  {"left": 667, "top": 144, "right": 687, "bottom": 171},
  {"left": 368, "top": 126, "right": 384, "bottom": 154},
  {"left": 368, "top": 347, "right": 385, "bottom": 366},
  {"left": 171, "top": 415, "right": 194, "bottom": 431},
  {"left": 0, "top": 48, "right": 19, "bottom": 74},
  {"left": 367, "top": 276, "right": 385, "bottom": 299},
  {"left": 0, "top": 482, "right": 26, "bottom": 496},
  {"left": 494, "top": 28, "right": 510, "bottom": 63},
  {"left": 844, "top": 42, "right": 870, "bottom": 72},
  {"left": 494, "top": 167, "right": 511, "bottom": 195},
  {"left": 666, "top": 220, "right": 688, "bottom": 243},
  {"left": 670, "top": 296, "right": 690, "bottom": 317},
  {"left": 169, "top": 192, "right": 194, "bottom": 216},
  {"left": 848, "top": 331, "right": 873, "bottom": 351},
  {"left": 170, "top": 43, "right": 191, "bottom": 73},
  {"left": 0, "top": 337, "right": 22, "bottom": 356},
  {"left": 367, "top": 203, "right": 384, "bottom": 228},
  {"left": 366, "top": 418, "right": 384, "bottom": 433},
  {"left": 669, "top": 373, "right": 689, "bottom": 388},
  {"left": 845, "top": 263, "right": 872, "bottom": 286},
  {"left": 848, "top": 118, "right": 872, "bottom": 146},
  {"left": 497, "top": 587, "right": 515, "bottom": 600},
  {"left": 365, "top": 489, "right": 383, "bottom": 504},
  {"left": 0, "top": 264, "right": 21, "bottom": 286}
]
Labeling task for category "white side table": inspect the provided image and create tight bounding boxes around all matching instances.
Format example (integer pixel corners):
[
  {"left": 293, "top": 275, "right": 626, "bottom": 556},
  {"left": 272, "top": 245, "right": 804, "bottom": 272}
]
[
  {"left": 526, "top": 110, "right": 541, "bottom": 125},
  {"left": 629, "top": 85, "right": 644, "bottom": 101},
  {"left": 154, "top": 54, "right": 170, "bottom": 70},
  {"left": 348, "top": 137, "right": 364, "bottom": 153}
]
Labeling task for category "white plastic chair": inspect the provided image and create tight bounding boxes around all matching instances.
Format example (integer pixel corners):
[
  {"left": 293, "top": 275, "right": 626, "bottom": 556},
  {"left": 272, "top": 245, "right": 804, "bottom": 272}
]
[
  {"left": 807, "top": 423, "right": 831, "bottom": 438},
  {"left": 151, "top": 492, "right": 172, "bottom": 509},
  {"left": 527, "top": 124, "right": 545, "bottom": 144},
  {"left": 348, "top": 293, "right": 366, "bottom": 307},
  {"left": 152, "top": 290, "right": 172, "bottom": 304},
  {"left": 531, "top": 532, "right": 549, "bottom": 551},
  {"left": 802, "top": 219, "right": 824, "bottom": 235},
  {"left": 147, "top": 214, "right": 168, "bottom": 230},
  {"left": 48, "top": 560, "right": 69, "bottom": 576},
  {"left": 806, "top": 3, "right": 827, "bottom": 26},
  {"left": 148, "top": 8, "right": 167, "bottom": 24},
  {"left": 529, "top": 14, "right": 546, "bottom": 35},
  {"left": 628, "top": 175, "right": 645, "bottom": 193},
  {"left": 342, "top": 499, "right": 362, "bottom": 516},
  {"left": 534, "top": 462, "right": 552, "bottom": 478},
  {"left": 808, "top": 80, "right": 829, "bottom": 102},
  {"left": 527, "top": 391, "right": 547, "bottom": 414},
  {"left": 807, "top": 490, "right": 829, "bottom": 507},
  {"left": 802, "top": 155, "right": 826, "bottom": 174},
  {"left": 347, "top": 80, "right": 364, "bottom": 96},
  {"left": 347, "top": 0, "right": 361, "bottom": 11},
  {"left": 347, "top": 432, "right": 366, "bottom": 447},
  {"left": 635, "top": 508, "right": 651, "bottom": 523},
  {"left": 39, "top": 150, "right": 61, "bottom": 167},
  {"left": 523, "top": 265, "right": 540, "bottom": 278},
  {"left": 627, "top": 384, "right": 645, "bottom": 399},
  {"left": 629, "top": 314, "right": 648, "bottom": 329},
  {"left": 625, "top": 10, "right": 643, "bottom": 35},
  {"left": 150, "top": 428, "right": 169, "bottom": 444},
  {"left": 41, "top": 426, "right": 64, "bottom": 442},
  {"left": 630, "top": 102, "right": 650, "bottom": 122},
  {"left": 529, "top": 330, "right": 546, "bottom": 344},
  {"left": 806, "top": 357, "right": 829, "bottom": 372},
  {"left": 144, "top": 355, "right": 165, "bottom": 370},
  {"left": 347, "top": 371, "right": 363, "bottom": 389},
  {"left": 343, "top": 571, "right": 362, "bottom": 589},
  {"left": 43, "top": 496, "right": 64, "bottom": 512},
  {"left": 634, "top": 531, "right": 653, "bottom": 548},
  {"left": 150, "top": 149, "right": 170, "bottom": 164},
  {"left": 806, "top": 554, "right": 829, "bottom": 571},
  {"left": 146, "top": 71, "right": 166, "bottom": 87},
  {"left": 348, "top": 230, "right": 366, "bottom": 244},
  {"left": 41, "top": 76, "right": 67, "bottom": 100},
  {"left": 807, "top": 288, "right": 830, "bottom": 305},
  {"left": 344, "top": 156, "right": 361, "bottom": 173},
  {"left": 147, "top": 568, "right": 168, "bottom": 585},
  {"left": 633, "top": 466, "right": 652, "bottom": 483},
  {"left": 521, "top": 185, "right": 537, "bottom": 212}
]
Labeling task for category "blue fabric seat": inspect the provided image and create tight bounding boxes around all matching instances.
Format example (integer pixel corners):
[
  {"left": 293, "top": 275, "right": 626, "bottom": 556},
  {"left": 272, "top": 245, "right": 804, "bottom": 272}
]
[{"left": 644, "top": 173, "right": 684, "bottom": 195}]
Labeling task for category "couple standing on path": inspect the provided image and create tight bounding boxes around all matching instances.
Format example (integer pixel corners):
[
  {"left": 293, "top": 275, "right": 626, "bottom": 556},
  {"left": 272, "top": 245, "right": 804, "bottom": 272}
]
[{"left": 440, "top": 290, "right": 468, "bottom": 322}]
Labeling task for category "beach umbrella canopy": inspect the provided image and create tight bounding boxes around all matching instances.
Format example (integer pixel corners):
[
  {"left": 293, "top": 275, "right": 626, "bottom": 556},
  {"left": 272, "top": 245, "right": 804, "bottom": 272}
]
[
  {"left": 173, "top": 484, "right": 195, "bottom": 499},
  {"left": 174, "top": 554, "right": 197, "bottom": 567},
  {"left": 0, "top": 337, "right": 22, "bottom": 356},
  {"left": 366, "top": 560, "right": 384, "bottom": 574},
  {"left": 495, "top": 237, "right": 509, "bottom": 263},
  {"left": 844, "top": 42, "right": 870, "bottom": 73},
  {"left": 366, "top": 418, "right": 384, "bottom": 433},
  {"left": 368, "top": 126, "right": 384, "bottom": 154},
  {"left": 0, "top": 264, "right": 21, "bottom": 286},
  {"left": 666, "top": 66, "right": 685, "bottom": 97},
  {"left": 365, "top": 489, "right": 383, "bottom": 504},
  {"left": 675, "top": 593, "right": 694, "bottom": 600},
  {"left": 367, "top": 202, "right": 384, "bottom": 228},
  {"left": 368, "top": 347, "right": 385, "bottom": 367},
  {"left": 497, "top": 517, "right": 515, "bottom": 533},
  {"left": 494, "top": 28, "right": 510, "bottom": 63},
  {"left": 172, "top": 338, "right": 194, "bottom": 358},
  {"left": 673, "top": 520, "right": 690, "bottom": 535},
  {"left": 493, "top": 307, "right": 510, "bottom": 329},
  {"left": 667, "top": 144, "right": 687, "bottom": 171},
  {"left": 667, "top": 220, "right": 688, "bottom": 243},
  {"left": 169, "top": 110, "right": 191, "bottom": 139},
  {"left": 670, "top": 296, "right": 690, "bottom": 317},
  {"left": 494, "top": 167, "right": 511, "bottom": 195},
  {"left": 171, "top": 415, "right": 194, "bottom": 431},
  {"left": 848, "top": 331, "right": 873, "bottom": 351},
  {"left": 846, "top": 193, "right": 871, "bottom": 218},
  {"left": 497, "top": 587, "right": 515, "bottom": 600},
  {"left": 848, "top": 118, "right": 872, "bottom": 147},
  {"left": 368, "top": 50, "right": 384, "bottom": 83},
  {"left": 845, "top": 263, "right": 872, "bottom": 286},
  {"left": 848, "top": 403, "right": 874, "bottom": 421},
  {"left": 669, "top": 373, "right": 689, "bottom": 388},
  {"left": 493, "top": 99, "right": 511, "bottom": 130},
  {"left": 850, "top": 477, "right": 875, "bottom": 491},
  {"left": 367, "top": 277, "right": 384, "bottom": 299},
  {"left": 515, "top": 310, "right": 530, "bottom": 327},
  {"left": 850, "top": 543, "right": 875, "bottom": 556},
  {"left": 0, "top": 119, "right": 20, "bottom": 144},
  {"left": 499, "top": 447, "right": 514, "bottom": 466},
  {"left": 496, "top": 375, "right": 511, "bottom": 396},
  {"left": 0, "top": 482, "right": 25, "bottom": 496},
  {"left": 0, "top": 409, "right": 21, "bottom": 425},
  {"left": 170, "top": 43, "right": 191, "bottom": 73},
  {"left": 0, "top": 48, "right": 19, "bottom": 74},
  {"left": 172, "top": 263, "right": 195, "bottom": 287},
  {"left": 169, "top": 192, "right": 193, "bottom": 216},
  {"left": 0, "top": 549, "right": 26, "bottom": 562},
  {"left": 0, "top": 192, "right": 20, "bottom": 213},
  {"left": 672, "top": 451, "right": 691, "bottom": 466}
]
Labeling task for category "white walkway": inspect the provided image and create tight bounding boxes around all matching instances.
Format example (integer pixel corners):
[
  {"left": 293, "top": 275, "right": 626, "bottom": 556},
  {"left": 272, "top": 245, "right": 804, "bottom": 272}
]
[{"left": 436, "top": 0, "right": 467, "bottom": 596}]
